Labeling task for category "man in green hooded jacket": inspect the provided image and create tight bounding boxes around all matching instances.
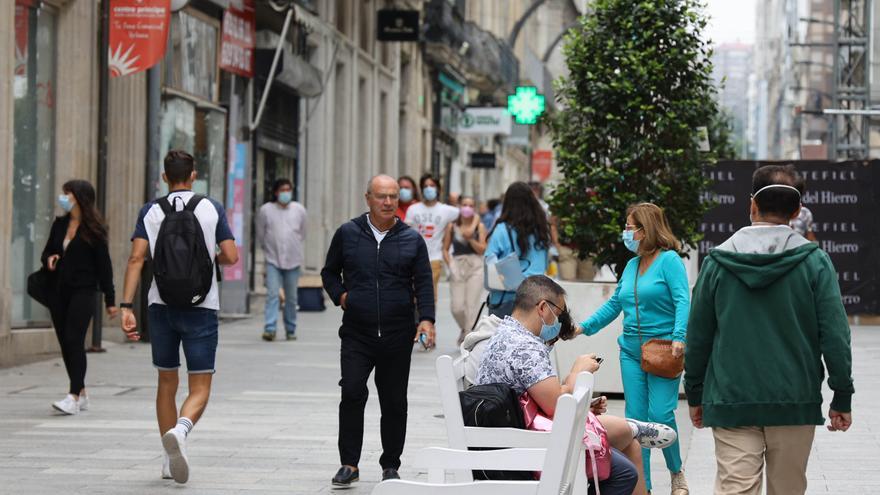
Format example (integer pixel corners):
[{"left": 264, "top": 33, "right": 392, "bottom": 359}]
[{"left": 685, "top": 164, "right": 854, "bottom": 495}]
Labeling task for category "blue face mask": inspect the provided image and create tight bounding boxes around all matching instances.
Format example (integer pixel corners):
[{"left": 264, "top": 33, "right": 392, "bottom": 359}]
[
  {"left": 277, "top": 191, "right": 293, "bottom": 204},
  {"left": 622, "top": 230, "right": 640, "bottom": 253},
  {"left": 539, "top": 302, "right": 562, "bottom": 342},
  {"left": 423, "top": 186, "right": 438, "bottom": 202},
  {"left": 58, "top": 194, "right": 74, "bottom": 212},
  {"left": 399, "top": 187, "right": 413, "bottom": 203}
]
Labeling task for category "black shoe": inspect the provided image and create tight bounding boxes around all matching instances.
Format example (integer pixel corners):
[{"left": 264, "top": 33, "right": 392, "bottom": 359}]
[
  {"left": 381, "top": 468, "right": 400, "bottom": 481},
  {"left": 331, "top": 466, "right": 359, "bottom": 488}
]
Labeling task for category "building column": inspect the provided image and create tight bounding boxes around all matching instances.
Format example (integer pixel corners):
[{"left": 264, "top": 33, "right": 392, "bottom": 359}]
[{"left": 0, "top": 1, "right": 15, "bottom": 365}]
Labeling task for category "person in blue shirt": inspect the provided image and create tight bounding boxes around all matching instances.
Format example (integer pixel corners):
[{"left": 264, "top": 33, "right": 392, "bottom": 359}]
[
  {"left": 484, "top": 182, "right": 550, "bottom": 317},
  {"left": 579, "top": 203, "right": 691, "bottom": 495}
]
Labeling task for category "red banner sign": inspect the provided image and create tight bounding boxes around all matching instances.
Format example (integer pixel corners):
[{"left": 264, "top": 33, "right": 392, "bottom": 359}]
[
  {"left": 108, "top": 0, "right": 171, "bottom": 78},
  {"left": 220, "top": 0, "right": 255, "bottom": 78},
  {"left": 14, "top": 0, "right": 32, "bottom": 76},
  {"left": 531, "top": 150, "right": 553, "bottom": 182}
]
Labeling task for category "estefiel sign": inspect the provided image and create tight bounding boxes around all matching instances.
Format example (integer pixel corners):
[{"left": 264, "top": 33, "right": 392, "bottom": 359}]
[
  {"left": 457, "top": 107, "right": 512, "bottom": 135},
  {"left": 108, "top": 0, "right": 171, "bottom": 77}
]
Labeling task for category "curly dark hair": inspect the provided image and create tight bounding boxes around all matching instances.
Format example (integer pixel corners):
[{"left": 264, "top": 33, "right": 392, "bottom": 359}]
[
  {"left": 495, "top": 181, "right": 551, "bottom": 254},
  {"left": 62, "top": 179, "right": 108, "bottom": 245}
]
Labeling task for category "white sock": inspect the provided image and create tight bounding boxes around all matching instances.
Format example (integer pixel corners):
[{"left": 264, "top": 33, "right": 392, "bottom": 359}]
[
  {"left": 174, "top": 417, "right": 194, "bottom": 437},
  {"left": 626, "top": 419, "right": 640, "bottom": 439}
]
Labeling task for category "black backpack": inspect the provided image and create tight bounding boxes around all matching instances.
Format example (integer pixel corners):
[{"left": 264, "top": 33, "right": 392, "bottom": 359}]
[
  {"left": 153, "top": 195, "right": 216, "bottom": 308},
  {"left": 459, "top": 383, "right": 532, "bottom": 481}
]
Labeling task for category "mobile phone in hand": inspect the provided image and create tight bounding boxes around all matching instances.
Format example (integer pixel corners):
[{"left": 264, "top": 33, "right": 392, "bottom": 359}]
[
  {"left": 595, "top": 356, "right": 604, "bottom": 365},
  {"left": 590, "top": 396, "right": 603, "bottom": 406},
  {"left": 419, "top": 332, "right": 429, "bottom": 350}
]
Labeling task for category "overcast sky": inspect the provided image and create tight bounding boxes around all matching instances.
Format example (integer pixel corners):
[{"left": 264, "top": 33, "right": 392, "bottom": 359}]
[{"left": 703, "top": 0, "right": 757, "bottom": 45}]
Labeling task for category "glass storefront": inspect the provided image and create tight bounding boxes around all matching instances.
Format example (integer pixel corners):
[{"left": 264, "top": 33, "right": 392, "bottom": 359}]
[{"left": 11, "top": 1, "right": 57, "bottom": 326}]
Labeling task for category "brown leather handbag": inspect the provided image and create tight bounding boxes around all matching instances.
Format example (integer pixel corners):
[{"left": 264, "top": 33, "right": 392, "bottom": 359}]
[{"left": 634, "top": 263, "right": 684, "bottom": 379}]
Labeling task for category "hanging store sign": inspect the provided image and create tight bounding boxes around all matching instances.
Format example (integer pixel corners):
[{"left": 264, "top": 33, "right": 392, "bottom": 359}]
[
  {"left": 377, "top": 9, "right": 419, "bottom": 41},
  {"left": 108, "top": 0, "right": 171, "bottom": 77},
  {"left": 220, "top": 0, "right": 255, "bottom": 78},
  {"left": 470, "top": 152, "right": 497, "bottom": 169},
  {"left": 457, "top": 107, "right": 513, "bottom": 136},
  {"left": 531, "top": 150, "right": 553, "bottom": 182}
]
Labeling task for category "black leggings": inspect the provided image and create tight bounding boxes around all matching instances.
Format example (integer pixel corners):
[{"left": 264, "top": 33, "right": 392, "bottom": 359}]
[{"left": 48, "top": 288, "right": 96, "bottom": 395}]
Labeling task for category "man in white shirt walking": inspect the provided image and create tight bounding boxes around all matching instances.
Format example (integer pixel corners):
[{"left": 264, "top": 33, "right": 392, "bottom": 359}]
[
  {"left": 256, "top": 178, "right": 308, "bottom": 341},
  {"left": 404, "top": 173, "right": 459, "bottom": 302}
]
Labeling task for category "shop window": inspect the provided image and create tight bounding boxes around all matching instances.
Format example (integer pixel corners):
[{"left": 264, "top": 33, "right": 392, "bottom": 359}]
[
  {"left": 163, "top": 10, "right": 220, "bottom": 102},
  {"left": 11, "top": 1, "right": 57, "bottom": 327},
  {"left": 158, "top": 97, "right": 227, "bottom": 200}
]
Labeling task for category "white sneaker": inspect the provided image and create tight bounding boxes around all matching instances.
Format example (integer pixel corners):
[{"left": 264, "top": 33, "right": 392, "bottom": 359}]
[
  {"left": 161, "top": 429, "right": 189, "bottom": 484},
  {"left": 162, "top": 455, "right": 173, "bottom": 480},
  {"left": 627, "top": 419, "right": 677, "bottom": 449},
  {"left": 52, "top": 394, "right": 80, "bottom": 415},
  {"left": 78, "top": 394, "right": 89, "bottom": 411}
]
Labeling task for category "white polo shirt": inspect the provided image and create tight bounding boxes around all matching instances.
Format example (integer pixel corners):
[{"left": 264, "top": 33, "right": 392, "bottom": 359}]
[{"left": 132, "top": 190, "right": 234, "bottom": 310}]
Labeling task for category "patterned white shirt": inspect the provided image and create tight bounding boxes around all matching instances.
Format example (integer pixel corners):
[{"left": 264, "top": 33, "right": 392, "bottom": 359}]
[{"left": 476, "top": 316, "right": 556, "bottom": 395}]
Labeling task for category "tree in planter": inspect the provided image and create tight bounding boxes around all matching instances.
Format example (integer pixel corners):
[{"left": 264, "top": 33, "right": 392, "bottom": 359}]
[{"left": 549, "top": 0, "right": 731, "bottom": 278}]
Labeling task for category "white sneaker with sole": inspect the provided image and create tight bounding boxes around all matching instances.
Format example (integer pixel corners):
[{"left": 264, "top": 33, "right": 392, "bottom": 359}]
[
  {"left": 627, "top": 419, "right": 677, "bottom": 449},
  {"left": 161, "top": 429, "right": 189, "bottom": 484},
  {"left": 78, "top": 394, "right": 89, "bottom": 411},
  {"left": 52, "top": 394, "right": 80, "bottom": 415},
  {"left": 162, "top": 455, "right": 173, "bottom": 480}
]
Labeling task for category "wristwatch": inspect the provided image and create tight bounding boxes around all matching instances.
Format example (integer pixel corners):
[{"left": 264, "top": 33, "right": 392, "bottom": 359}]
[{"left": 119, "top": 302, "right": 134, "bottom": 309}]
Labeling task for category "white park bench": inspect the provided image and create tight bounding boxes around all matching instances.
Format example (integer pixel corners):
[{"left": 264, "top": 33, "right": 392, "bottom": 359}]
[{"left": 371, "top": 365, "right": 595, "bottom": 494}]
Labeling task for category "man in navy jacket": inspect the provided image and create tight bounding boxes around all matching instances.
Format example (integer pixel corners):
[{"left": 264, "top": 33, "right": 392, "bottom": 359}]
[{"left": 321, "top": 174, "right": 436, "bottom": 488}]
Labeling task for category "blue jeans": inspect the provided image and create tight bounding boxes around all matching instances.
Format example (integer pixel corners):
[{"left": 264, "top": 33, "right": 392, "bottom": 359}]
[
  {"left": 148, "top": 304, "right": 219, "bottom": 374},
  {"left": 264, "top": 263, "right": 300, "bottom": 335},
  {"left": 618, "top": 334, "right": 683, "bottom": 491}
]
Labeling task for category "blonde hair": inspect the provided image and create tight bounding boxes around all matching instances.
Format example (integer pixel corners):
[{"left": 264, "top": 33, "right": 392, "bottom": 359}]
[{"left": 626, "top": 203, "right": 681, "bottom": 255}]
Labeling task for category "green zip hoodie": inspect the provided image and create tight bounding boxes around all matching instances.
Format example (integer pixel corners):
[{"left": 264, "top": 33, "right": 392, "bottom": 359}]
[{"left": 684, "top": 225, "right": 854, "bottom": 427}]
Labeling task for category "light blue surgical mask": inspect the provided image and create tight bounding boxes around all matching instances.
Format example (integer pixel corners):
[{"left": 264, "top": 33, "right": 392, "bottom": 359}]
[
  {"left": 399, "top": 187, "right": 413, "bottom": 203},
  {"left": 277, "top": 191, "right": 293, "bottom": 204},
  {"left": 539, "top": 303, "right": 562, "bottom": 342},
  {"left": 58, "top": 194, "right": 74, "bottom": 212},
  {"left": 423, "top": 186, "right": 438, "bottom": 201},
  {"left": 622, "top": 230, "right": 640, "bottom": 253}
]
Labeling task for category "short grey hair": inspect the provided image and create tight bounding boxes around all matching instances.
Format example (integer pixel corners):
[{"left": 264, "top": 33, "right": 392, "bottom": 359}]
[
  {"left": 366, "top": 174, "right": 399, "bottom": 195},
  {"left": 514, "top": 275, "right": 566, "bottom": 312}
]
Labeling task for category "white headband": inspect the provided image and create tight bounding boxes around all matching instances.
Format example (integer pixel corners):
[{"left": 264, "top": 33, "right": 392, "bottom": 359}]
[{"left": 752, "top": 184, "right": 802, "bottom": 198}]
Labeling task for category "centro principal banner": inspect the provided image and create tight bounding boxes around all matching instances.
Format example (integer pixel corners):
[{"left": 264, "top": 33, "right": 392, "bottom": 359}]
[
  {"left": 457, "top": 107, "right": 512, "bottom": 135},
  {"left": 699, "top": 160, "right": 880, "bottom": 315}
]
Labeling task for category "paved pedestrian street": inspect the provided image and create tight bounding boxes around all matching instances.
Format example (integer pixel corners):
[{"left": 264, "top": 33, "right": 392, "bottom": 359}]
[{"left": 1, "top": 286, "right": 878, "bottom": 494}]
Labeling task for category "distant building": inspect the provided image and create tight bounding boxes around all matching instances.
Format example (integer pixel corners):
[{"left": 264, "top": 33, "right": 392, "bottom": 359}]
[{"left": 713, "top": 43, "right": 753, "bottom": 158}]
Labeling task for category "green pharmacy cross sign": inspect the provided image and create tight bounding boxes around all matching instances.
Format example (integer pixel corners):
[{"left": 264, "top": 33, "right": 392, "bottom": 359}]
[{"left": 507, "top": 86, "right": 546, "bottom": 125}]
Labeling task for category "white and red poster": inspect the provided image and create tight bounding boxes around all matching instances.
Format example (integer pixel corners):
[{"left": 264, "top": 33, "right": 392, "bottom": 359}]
[
  {"left": 108, "top": 0, "right": 171, "bottom": 78},
  {"left": 14, "top": 0, "right": 32, "bottom": 76},
  {"left": 531, "top": 150, "right": 553, "bottom": 182},
  {"left": 219, "top": 0, "right": 255, "bottom": 78}
]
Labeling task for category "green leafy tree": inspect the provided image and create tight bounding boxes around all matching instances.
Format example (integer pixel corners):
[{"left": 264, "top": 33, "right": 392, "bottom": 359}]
[{"left": 549, "top": 0, "right": 730, "bottom": 278}]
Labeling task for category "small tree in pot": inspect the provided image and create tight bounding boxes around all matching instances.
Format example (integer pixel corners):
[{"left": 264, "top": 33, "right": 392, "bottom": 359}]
[{"left": 549, "top": 0, "right": 731, "bottom": 278}]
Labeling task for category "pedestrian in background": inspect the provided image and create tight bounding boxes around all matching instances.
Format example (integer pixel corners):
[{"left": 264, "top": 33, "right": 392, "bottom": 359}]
[
  {"left": 395, "top": 175, "right": 420, "bottom": 220},
  {"left": 686, "top": 165, "right": 853, "bottom": 495},
  {"left": 404, "top": 173, "right": 459, "bottom": 302},
  {"left": 321, "top": 175, "right": 436, "bottom": 488},
  {"left": 786, "top": 167, "right": 818, "bottom": 242},
  {"left": 484, "top": 182, "right": 550, "bottom": 317},
  {"left": 579, "top": 202, "right": 690, "bottom": 494},
  {"left": 42, "top": 180, "right": 117, "bottom": 415},
  {"left": 120, "top": 150, "right": 239, "bottom": 484},
  {"left": 442, "top": 196, "right": 487, "bottom": 344},
  {"left": 481, "top": 197, "right": 501, "bottom": 229},
  {"left": 256, "top": 178, "right": 307, "bottom": 342}
]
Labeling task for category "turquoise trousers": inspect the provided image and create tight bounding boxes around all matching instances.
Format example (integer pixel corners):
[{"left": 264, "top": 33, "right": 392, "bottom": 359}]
[{"left": 618, "top": 334, "right": 683, "bottom": 491}]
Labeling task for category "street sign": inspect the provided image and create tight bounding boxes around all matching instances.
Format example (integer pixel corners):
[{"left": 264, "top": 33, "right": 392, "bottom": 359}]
[
  {"left": 377, "top": 9, "right": 419, "bottom": 41},
  {"left": 457, "top": 107, "right": 512, "bottom": 135},
  {"left": 507, "top": 86, "right": 545, "bottom": 125},
  {"left": 470, "top": 152, "right": 496, "bottom": 169}
]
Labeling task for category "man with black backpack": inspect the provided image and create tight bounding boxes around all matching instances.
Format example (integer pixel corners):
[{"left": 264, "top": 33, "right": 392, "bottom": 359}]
[{"left": 119, "top": 150, "right": 238, "bottom": 484}]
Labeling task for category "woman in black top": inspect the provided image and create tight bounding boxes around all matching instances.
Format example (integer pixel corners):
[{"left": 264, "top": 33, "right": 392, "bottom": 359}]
[
  {"left": 442, "top": 196, "right": 488, "bottom": 344},
  {"left": 41, "top": 180, "right": 117, "bottom": 415}
]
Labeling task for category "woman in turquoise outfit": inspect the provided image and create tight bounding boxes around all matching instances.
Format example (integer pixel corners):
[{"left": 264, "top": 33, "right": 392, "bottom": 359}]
[{"left": 580, "top": 203, "right": 690, "bottom": 495}]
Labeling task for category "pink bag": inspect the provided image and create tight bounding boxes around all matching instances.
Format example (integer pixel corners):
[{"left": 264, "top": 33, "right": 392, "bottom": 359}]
[{"left": 519, "top": 392, "right": 612, "bottom": 482}]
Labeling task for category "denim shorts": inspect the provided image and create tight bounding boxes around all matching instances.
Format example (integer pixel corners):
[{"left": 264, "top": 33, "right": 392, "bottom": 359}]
[{"left": 148, "top": 304, "right": 219, "bottom": 374}]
